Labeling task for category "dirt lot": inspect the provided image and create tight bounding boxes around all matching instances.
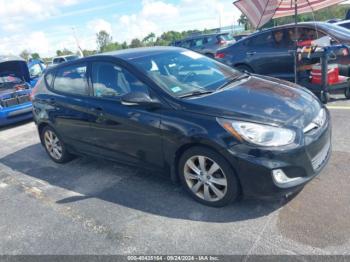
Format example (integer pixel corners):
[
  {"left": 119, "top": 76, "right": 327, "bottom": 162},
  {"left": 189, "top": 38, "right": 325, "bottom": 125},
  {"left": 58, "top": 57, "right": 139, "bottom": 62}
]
[{"left": 1, "top": 96, "right": 350, "bottom": 257}]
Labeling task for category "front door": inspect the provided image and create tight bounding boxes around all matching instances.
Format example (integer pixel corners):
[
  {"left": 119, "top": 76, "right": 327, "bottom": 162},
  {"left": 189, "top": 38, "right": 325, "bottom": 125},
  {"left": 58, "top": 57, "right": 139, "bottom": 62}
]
[{"left": 85, "top": 60, "right": 163, "bottom": 169}]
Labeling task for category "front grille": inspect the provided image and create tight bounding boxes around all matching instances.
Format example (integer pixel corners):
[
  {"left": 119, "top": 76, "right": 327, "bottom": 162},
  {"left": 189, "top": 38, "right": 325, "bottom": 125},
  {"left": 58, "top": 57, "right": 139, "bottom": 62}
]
[
  {"left": 311, "top": 140, "right": 331, "bottom": 171},
  {"left": 0, "top": 94, "right": 30, "bottom": 108}
]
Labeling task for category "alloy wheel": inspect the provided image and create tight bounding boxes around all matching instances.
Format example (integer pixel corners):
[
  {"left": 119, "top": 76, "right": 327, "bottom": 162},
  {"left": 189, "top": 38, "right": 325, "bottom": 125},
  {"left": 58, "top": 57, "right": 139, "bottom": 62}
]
[
  {"left": 183, "top": 155, "right": 228, "bottom": 202},
  {"left": 44, "top": 130, "right": 63, "bottom": 160}
]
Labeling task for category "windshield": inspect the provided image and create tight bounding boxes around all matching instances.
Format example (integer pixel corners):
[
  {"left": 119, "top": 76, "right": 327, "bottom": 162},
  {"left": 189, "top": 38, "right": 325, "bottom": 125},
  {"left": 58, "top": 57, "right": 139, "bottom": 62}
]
[
  {"left": 65, "top": 55, "right": 79, "bottom": 61},
  {"left": 129, "top": 50, "right": 241, "bottom": 98}
]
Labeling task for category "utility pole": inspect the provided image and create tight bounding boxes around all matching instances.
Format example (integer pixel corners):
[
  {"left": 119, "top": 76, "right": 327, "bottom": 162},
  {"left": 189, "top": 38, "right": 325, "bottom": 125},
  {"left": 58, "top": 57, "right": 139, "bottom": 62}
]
[{"left": 72, "top": 27, "right": 84, "bottom": 57}]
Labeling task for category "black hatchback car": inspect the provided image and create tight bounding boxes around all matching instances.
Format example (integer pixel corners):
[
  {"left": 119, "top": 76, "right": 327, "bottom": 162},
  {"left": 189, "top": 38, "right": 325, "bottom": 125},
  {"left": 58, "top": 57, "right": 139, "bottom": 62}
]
[
  {"left": 32, "top": 47, "right": 331, "bottom": 207},
  {"left": 216, "top": 22, "right": 350, "bottom": 81}
]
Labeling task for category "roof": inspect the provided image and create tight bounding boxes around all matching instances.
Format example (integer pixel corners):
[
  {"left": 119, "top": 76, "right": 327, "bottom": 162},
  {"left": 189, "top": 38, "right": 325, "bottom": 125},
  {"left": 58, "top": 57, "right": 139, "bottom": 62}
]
[
  {"left": 0, "top": 55, "right": 25, "bottom": 63},
  {"left": 180, "top": 32, "right": 229, "bottom": 41},
  {"left": 97, "top": 46, "right": 186, "bottom": 60}
]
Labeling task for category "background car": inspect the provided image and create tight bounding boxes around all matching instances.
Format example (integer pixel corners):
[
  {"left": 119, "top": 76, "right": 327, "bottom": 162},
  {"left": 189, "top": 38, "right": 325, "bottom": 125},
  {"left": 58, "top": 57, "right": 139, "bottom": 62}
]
[
  {"left": 28, "top": 59, "right": 46, "bottom": 87},
  {"left": 51, "top": 55, "right": 80, "bottom": 66},
  {"left": 335, "top": 19, "right": 350, "bottom": 30},
  {"left": 171, "top": 33, "right": 235, "bottom": 58},
  {"left": 0, "top": 56, "right": 33, "bottom": 126},
  {"left": 215, "top": 22, "right": 350, "bottom": 81},
  {"left": 32, "top": 47, "right": 330, "bottom": 207}
]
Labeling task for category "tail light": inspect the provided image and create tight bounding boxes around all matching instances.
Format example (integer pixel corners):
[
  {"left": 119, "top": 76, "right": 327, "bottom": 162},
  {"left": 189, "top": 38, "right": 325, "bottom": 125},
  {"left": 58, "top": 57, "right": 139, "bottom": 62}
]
[{"left": 215, "top": 52, "right": 225, "bottom": 59}]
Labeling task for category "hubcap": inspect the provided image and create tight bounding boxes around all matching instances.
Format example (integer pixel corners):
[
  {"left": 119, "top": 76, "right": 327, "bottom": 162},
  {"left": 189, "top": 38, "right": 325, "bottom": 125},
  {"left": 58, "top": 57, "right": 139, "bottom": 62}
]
[
  {"left": 44, "top": 130, "right": 63, "bottom": 160},
  {"left": 184, "top": 155, "right": 227, "bottom": 202}
]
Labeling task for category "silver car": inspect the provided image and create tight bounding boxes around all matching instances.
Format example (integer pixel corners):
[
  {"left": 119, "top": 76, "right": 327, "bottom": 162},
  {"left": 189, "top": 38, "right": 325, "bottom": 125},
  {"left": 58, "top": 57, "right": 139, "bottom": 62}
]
[{"left": 172, "top": 33, "right": 235, "bottom": 58}]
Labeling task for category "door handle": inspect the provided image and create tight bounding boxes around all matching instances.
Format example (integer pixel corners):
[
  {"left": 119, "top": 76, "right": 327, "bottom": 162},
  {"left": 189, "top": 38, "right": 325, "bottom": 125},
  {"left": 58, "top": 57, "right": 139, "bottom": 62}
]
[{"left": 246, "top": 51, "right": 256, "bottom": 56}]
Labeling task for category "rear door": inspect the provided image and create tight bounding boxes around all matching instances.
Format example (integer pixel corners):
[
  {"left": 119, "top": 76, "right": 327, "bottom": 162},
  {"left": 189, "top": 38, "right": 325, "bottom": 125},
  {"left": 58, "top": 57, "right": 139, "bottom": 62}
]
[
  {"left": 84, "top": 59, "right": 163, "bottom": 169},
  {"left": 245, "top": 29, "right": 294, "bottom": 80},
  {"left": 48, "top": 62, "right": 93, "bottom": 152}
]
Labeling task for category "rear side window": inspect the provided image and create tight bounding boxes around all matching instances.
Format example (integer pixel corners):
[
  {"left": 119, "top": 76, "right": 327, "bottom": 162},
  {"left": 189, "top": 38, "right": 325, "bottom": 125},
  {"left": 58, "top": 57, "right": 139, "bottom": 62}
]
[
  {"left": 340, "top": 23, "right": 350, "bottom": 29},
  {"left": 247, "top": 32, "right": 273, "bottom": 47},
  {"left": 53, "top": 64, "right": 88, "bottom": 96},
  {"left": 45, "top": 72, "right": 54, "bottom": 88},
  {"left": 91, "top": 62, "right": 149, "bottom": 98}
]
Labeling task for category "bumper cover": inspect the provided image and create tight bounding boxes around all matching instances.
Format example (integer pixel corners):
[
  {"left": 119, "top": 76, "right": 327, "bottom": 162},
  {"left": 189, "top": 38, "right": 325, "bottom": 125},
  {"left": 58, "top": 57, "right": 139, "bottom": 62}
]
[
  {"left": 223, "top": 118, "right": 332, "bottom": 199},
  {"left": 0, "top": 102, "right": 33, "bottom": 126}
]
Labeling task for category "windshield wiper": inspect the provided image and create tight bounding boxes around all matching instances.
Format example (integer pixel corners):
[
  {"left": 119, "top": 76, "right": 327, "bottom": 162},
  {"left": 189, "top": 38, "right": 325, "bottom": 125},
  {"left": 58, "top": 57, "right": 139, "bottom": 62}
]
[
  {"left": 217, "top": 73, "right": 250, "bottom": 91},
  {"left": 179, "top": 90, "right": 214, "bottom": 98}
]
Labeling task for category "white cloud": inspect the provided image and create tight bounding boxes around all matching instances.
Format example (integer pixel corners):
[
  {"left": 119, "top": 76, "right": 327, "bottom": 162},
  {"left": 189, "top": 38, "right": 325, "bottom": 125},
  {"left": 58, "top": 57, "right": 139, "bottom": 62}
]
[
  {"left": 87, "top": 19, "right": 113, "bottom": 35},
  {"left": 112, "top": 0, "right": 240, "bottom": 43}
]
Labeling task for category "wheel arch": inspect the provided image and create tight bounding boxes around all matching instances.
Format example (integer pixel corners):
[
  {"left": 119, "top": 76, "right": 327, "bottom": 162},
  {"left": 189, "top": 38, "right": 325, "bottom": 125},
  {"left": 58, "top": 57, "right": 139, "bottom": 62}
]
[{"left": 233, "top": 63, "right": 254, "bottom": 73}]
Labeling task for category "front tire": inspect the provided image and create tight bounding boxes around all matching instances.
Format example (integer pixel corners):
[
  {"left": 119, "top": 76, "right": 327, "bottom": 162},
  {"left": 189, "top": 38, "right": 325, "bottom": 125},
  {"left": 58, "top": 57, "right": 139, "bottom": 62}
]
[
  {"left": 178, "top": 147, "right": 240, "bottom": 207},
  {"left": 41, "top": 126, "right": 74, "bottom": 164}
]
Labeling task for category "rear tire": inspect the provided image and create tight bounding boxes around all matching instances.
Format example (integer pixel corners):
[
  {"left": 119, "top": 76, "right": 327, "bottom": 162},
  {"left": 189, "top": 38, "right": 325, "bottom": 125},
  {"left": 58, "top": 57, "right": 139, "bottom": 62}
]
[
  {"left": 41, "top": 126, "right": 74, "bottom": 164},
  {"left": 345, "top": 86, "right": 350, "bottom": 99},
  {"left": 178, "top": 146, "right": 240, "bottom": 207},
  {"left": 320, "top": 91, "right": 330, "bottom": 104}
]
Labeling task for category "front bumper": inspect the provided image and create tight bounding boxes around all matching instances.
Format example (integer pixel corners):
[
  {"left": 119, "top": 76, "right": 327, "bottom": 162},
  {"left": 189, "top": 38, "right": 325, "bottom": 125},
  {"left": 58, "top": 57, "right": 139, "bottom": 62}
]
[
  {"left": 223, "top": 117, "right": 332, "bottom": 199},
  {"left": 0, "top": 102, "right": 33, "bottom": 126}
]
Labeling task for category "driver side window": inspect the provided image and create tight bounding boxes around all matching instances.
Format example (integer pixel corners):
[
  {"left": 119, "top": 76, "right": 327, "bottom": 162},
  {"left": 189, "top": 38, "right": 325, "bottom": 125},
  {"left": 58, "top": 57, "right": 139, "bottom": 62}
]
[{"left": 91, "top": 62, "right": 149, "bottom": 98}]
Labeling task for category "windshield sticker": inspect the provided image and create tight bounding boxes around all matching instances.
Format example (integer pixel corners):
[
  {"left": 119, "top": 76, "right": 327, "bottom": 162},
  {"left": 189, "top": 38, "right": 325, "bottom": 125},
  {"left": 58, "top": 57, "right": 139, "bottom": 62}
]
[
  {"left": 181, "top": 51, "right": 203, "bottom": 60},
  {"left": 171, "top": 86, "right": 182, "bottom": 93}
]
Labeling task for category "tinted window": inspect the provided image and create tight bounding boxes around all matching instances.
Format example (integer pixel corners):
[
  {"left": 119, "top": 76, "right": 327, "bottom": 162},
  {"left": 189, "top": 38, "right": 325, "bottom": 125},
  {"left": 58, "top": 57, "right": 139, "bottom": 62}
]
[
  {"left": 53, "top": 64, "right": 88, "bottom": 95},
  {"left": 53, "top": 58, "right": 65, "bottom": 64},
  {"left": 191, "top": 38, "right": 204, "bottom": 47},
  {"left": 248, "top": 32, "right": 273, "bottom": 47},
  {"left": 45, "top": 72, "right": 54, "bottom": 88},
  {"left": 91, "top": 62, "right": 149, "bottom": 98},
  {"left": 340, "top": 22, "right": 350, "bottom": 29}
]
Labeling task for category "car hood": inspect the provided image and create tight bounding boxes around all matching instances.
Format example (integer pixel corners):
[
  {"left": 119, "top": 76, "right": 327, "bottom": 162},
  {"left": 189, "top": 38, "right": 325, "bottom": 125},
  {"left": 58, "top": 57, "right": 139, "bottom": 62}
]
[{"left": 181, "top": 75, "right": 322, "bottom": 129}]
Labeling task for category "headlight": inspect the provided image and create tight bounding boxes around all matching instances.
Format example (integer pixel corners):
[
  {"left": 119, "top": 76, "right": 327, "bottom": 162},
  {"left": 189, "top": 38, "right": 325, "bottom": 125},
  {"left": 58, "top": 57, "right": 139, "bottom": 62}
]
[{"left": 217, "top": 119, "right": 296, "bottom": 147}]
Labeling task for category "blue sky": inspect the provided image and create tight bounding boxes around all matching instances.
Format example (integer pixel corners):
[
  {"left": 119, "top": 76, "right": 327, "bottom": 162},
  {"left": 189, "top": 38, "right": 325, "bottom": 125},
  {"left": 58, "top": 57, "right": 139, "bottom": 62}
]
[
  {"left": 0, "top": 0, "right": 241, "bottom": 57},
  {"left": 1, "top": 0, "right": 349, "bottom": 57}
]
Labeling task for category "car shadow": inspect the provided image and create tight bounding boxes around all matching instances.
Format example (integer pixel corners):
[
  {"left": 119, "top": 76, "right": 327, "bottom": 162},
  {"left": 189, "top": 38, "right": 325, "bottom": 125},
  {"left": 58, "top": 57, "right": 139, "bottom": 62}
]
[{"left": 0, "top": 143, "right": 286, "bottom": 223}]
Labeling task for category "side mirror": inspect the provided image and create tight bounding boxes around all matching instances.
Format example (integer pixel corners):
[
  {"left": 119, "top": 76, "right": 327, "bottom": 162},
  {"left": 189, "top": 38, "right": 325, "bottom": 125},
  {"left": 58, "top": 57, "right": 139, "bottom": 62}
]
[{"left": 121, "top": 92, "right": 161, "bottom": 108}]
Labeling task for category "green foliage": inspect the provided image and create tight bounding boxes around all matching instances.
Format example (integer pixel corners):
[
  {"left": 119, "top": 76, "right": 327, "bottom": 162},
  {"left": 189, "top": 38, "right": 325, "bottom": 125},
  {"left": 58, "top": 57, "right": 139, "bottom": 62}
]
[
  {"left": 129, "top": 38, "right": 143, "bottom": 48},
  {"left": 96, "top": 30, "right": 113, "bottom": 52},
  {"left": 31, "top": 53, "right": 40, "bottom": 60},
  {"left": 56, "top": 48, "right": 74, "bottom": 56}
]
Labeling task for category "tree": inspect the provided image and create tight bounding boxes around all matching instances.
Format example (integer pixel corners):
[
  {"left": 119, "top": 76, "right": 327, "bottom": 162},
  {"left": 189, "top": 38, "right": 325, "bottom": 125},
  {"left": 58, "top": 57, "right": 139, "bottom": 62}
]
[
  {"left": 238, "top": 14, "right": 250, "bottom": 31},
  {"left": 96, "top": 30, "right": 113, "bottom": 53},
  {"left": 31, "top": 53, "right": 40, "bottom": 60},
  {"left": 142, "top": 32, "right": 156, "bottom": 45},
  {"left": 19, "top": 50, "right": 30, "bottom": 61},
  {"left": 129, "top": 38, "right": 143, "bottom": 48},
  {"left": 82, "top": 49, "right": 98, "bottom": 57},
  {"left": 56, "top": 49, "right": 73, "bottom": 56}
]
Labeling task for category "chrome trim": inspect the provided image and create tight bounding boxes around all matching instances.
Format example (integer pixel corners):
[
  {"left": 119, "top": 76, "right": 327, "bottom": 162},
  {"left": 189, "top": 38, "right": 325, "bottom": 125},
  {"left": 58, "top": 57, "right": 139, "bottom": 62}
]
[
  {"left": 311, "top": 140, "right": 331, "bottom": 171},
  {"left": 303, "top": 108, "right": 326, "bottom": 134}
]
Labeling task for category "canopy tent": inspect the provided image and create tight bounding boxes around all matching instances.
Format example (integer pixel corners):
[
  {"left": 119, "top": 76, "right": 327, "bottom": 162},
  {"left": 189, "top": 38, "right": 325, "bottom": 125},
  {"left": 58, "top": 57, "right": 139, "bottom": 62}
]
[{"left": 234, "top": 0, "right": 346, "bottom": 29}]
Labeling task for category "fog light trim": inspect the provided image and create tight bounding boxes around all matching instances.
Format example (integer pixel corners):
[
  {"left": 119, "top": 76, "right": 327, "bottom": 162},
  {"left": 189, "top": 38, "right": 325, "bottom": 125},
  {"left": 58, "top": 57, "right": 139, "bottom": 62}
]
[{"left": 272, "top": 169, "right": 304, "bottom": 188}]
